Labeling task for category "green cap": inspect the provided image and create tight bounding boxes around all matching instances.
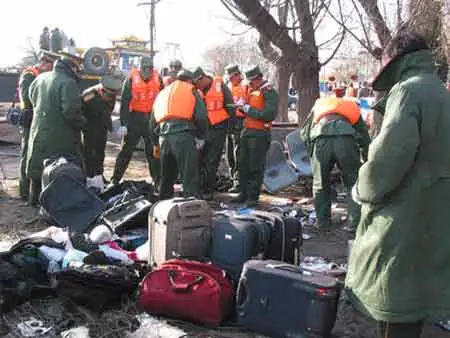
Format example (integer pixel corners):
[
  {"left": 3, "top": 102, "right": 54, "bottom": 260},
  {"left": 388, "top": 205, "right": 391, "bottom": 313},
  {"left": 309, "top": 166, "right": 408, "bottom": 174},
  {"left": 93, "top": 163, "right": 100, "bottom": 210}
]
[
  {"left": 225, "top": 64, "right": 241, "bottom": 76},
  {"left": 59, "top": 51, "right": 83, "bottom": 64},
  {"left": 177, "top": 69, "right": 194, "bottom": 81},
  {"left": 101, "top": 71, "right": 123, "bottom": 91},
  {"left": 140, "top": 56, "right": 153, "bottom": 69},
  {"left": 245, "top": 65, "right": 263, "bottom": 80},
  {"left": 192, "top": 67, "right": 207, "bottom": 81},
  {"left": 169, "top": 59, "right": 183, "bottom": 71}
]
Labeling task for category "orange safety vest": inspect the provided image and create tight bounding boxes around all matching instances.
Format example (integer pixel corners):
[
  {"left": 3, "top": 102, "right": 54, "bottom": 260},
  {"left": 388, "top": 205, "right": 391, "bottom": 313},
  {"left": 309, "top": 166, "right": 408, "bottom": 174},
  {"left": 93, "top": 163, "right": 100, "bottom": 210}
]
[
  {"left": 129, "top": 68, "right": 161, "bottom": 113},
  {"left": 312, "top": 96, "right": 361, "bottom": 125},
  {"left": 244, "top": 87, "right": 272, "bottom": 131},
  {"left": 153, "top": 80, "right": 196, "bottom": 123},
  {"left": 229, "top": 82, "right": 248, "bottom": 118},
  {"left": 346, "top": 87, "right": 357, "bottom": 97},
  {"left": 204, "top": 77, "right": 229, "bottom": 125},
  {"left": 19, "top": 66, "right": 40, "bottom": 109},
  {"left": 23, "top": 66, "right": 40, "bottom": 78}
]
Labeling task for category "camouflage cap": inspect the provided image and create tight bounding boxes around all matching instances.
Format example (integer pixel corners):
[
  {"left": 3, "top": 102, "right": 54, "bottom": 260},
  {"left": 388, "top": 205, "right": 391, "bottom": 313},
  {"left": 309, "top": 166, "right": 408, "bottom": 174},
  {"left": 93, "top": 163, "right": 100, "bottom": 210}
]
[
  {"left": 140, "top": 56, "right": 153, "bottom": 68},
  {"left": 192, "top": 67, "right": 207, "bottom": 81},
  {"left": 245, "top": 65, "right": 263, "bottom": 80},
  {"left": 101, "top": 71, "right": 123, "bottom": 91},
  {"left": 176, "top": 69, "right": 194, "bottom": 81},
  {"left": 225, "top": 64, "right": 241, "bottom": 76}
]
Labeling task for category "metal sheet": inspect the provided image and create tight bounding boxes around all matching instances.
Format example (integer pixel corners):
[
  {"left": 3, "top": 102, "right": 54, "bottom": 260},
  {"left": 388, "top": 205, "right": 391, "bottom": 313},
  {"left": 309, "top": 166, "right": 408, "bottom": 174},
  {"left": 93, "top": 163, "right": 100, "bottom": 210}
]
[
  {"left": 285, "top": 130, "right": 312, "bottom": 176},
  {"left": 263, "top": 141, "right": 299, "bottom": 194}
]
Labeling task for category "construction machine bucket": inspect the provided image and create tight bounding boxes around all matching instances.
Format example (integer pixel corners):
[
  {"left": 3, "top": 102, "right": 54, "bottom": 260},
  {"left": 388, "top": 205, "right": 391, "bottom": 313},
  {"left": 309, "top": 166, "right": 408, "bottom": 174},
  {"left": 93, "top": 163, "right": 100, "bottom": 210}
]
[
  {"left": 286, "top": 130, "right": 312, "bottom": 176},
  {"left": 263, "top": 141, "right": 299, "bottom": 194}
]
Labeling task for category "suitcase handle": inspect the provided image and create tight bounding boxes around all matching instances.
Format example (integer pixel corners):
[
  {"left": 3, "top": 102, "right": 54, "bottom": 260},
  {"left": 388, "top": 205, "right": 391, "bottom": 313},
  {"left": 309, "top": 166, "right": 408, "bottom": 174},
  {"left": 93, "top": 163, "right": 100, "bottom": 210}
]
[
  {"left": 267, "top": 263, "right": 311, "bottom": 275},
  {"left": 236, "top": 277, "right": 249, "bottom": 308},
  {"left": 168, "top": 270, "right": 204, "bottom": 292},
  {"left": 177, "top": 201, "right": 208, "bottom": 218}
]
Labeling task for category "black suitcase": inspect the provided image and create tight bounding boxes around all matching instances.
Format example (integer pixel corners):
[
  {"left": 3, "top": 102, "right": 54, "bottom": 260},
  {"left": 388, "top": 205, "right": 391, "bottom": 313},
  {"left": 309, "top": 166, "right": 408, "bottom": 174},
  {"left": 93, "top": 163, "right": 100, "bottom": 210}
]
[
  {"left": 98, "top": 196, "right": 152, "bottom": 235},
  {"left": 39, "top": 174, "right": 106, "bottom": 233},
  {"left": 100, "top": 180, "right": 156, "bottom": 206},
  {"left": 41, "top": 156, "right": 85, "bottom": 189},
  {"left": 211, "top": 212, "right": 271, "bottom": 281},
  {"left": 237, "top": 260, "right": 341, "bottom": 338},
  {"left": 250, "top": 210, "right": 302, "bottom": 265}
]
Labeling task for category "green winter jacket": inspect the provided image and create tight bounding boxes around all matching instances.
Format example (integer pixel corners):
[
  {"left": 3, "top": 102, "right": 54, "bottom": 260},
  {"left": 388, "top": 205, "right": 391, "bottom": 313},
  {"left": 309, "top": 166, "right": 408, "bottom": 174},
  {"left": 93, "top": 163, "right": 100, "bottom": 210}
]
[
  {"left": 345, "top": 50, "right": 450, "bottom": 322},
  {"left": 27, "top": 60, "right": 85, "bottom": 179}
]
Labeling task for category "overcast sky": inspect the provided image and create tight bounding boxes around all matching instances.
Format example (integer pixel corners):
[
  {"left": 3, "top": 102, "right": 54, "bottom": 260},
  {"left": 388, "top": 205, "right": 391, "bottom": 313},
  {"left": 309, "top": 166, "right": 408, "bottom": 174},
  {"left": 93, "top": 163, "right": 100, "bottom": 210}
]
[{"left": 0, "top": 0, "right": 244, "bottom": 67}]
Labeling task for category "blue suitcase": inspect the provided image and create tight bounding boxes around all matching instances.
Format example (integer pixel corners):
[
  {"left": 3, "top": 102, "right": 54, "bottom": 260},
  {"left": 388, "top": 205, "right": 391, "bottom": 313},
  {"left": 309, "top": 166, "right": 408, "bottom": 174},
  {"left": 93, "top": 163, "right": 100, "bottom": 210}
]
[
  {"left": 211, "top": 213, "right": 271, "bottom": 282},
  {"left": 237, "top": 260, "right": 341, "bottom": 338}
]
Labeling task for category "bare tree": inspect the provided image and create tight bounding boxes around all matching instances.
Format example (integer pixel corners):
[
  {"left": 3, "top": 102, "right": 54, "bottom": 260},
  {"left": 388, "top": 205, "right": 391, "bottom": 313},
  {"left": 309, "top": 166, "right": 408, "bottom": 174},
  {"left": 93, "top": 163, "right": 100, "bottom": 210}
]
[
  {"left": 220, "top": 0, "right": 347, "bottom": 124},
  {"left": 20, "top": 36, "right": 40, "bottom": 67}
]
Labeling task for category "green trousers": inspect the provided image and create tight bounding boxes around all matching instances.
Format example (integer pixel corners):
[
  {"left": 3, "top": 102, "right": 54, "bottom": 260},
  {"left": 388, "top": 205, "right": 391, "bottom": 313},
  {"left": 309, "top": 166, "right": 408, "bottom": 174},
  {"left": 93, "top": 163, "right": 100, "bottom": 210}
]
[
  {"left": 239, "top": 134, "right": 270, "bottom": 202},
  {"left": 112, "top": 113, "right": 160, "bottom": 186},
  {"left": 312, "top": 135, "right": 361, "bottom": 229},
  {"left": 19, "top": 127, "right": 30, "bottom": 200},
  {"left": 226, "top": 128, "right": 241, "bottom": 187},
  {"left": 159, "top": 132, "right": 200, "bottom": 199},
  {"left": 202, "top": 127, "right": 227, "bottom": 193},
  {"left": 377, "top": 321, "right": 423, "bottom": 338}
]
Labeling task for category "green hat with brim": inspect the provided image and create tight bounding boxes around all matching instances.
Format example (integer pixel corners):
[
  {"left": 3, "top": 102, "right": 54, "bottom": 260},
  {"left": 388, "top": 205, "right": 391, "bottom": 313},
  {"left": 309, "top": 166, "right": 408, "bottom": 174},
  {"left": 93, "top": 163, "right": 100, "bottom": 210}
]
[
  {"left": 101, "top": 72, "right": 123, "bottom": 92},
  {"left": 245, "top": 65, "right": 263, "bottom": 80},
  {"left": 177, "top": 69, "right": 194, "bottom": 81},
  {"left": 225, "top": 64, "right": 241, "bottom": 76},
  {"left": 59, "top": 51, "right": 84, "bottom": 65},
  {"left": 192, "top": 67, "right": 207, "bottom": 81}
]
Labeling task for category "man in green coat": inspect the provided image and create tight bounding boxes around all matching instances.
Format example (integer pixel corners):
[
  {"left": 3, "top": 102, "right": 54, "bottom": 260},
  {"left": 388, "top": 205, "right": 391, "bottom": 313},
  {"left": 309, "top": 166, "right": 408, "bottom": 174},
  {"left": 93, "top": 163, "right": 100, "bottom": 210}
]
[
  {"left": 192, "top": 67, "right": 234, "bottom": 200},
  {"left": 231, "top": 66, "right": 278, "bottom": 207},
  {"left": 17, "top": 51, "right": 58, "bottom": 202},
  {"left": 111, "top": 56, "right": 163, "bottom": 187},
  {"left": 302, "top": 88, "right": 370, "bottom": 232},
  {"left": 346, "top": 31, "right": 450, "bottom": 338},
  {"left": 151, "top": 70, "right": 209, "bottom": 198},
  {"left": 27, "top": 56, "right": 86, "bottom": 206},
  {"left": 81, "top": 73, "right": 122, "bottom": 181},
  {"left": 224, "top": 64, "right": 248, "bottom": 193}
]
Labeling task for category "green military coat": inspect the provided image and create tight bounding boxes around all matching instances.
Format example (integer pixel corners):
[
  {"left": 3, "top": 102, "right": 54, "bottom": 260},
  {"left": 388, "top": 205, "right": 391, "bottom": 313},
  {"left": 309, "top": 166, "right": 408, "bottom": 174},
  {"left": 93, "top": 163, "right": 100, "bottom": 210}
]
[
  {"left": 27, "top": 60, "right": 86, "bottom": 179},
  {"left": 346, "top": 50, "right": 450, "bottom": 322}
]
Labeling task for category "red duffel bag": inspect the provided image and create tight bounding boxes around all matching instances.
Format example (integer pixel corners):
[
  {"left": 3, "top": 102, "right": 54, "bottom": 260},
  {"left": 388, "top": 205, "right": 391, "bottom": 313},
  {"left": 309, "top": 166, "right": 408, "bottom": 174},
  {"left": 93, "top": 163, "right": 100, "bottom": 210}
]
[{"left": 137, "top": 259, "right": 234, "bottom": 327}]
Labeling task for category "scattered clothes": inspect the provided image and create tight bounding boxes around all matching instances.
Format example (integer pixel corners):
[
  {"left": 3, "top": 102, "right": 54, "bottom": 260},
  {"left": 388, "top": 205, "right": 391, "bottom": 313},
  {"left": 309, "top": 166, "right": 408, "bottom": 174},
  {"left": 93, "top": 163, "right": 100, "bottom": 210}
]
[
  {"left": 98, "top": 244, "right": 134, "bottom": 265},
  {"left": 128, "top": 313, "right": 186, "bottom": 338},
  {"left": 436, "top": 319, "right": 450, "bottom": 331},
  {"left": 17, "top": 317, "right": 52, "bottom": 337},
  {"left": 103, "top": 241, "right": 139, "bottom": 261},
  {"left": 62, "top": 249, "right": 88, "bottom": 269},
  {"left": 134, "top": 241, "right": 149, "bottom": 261},
  {"left": 30, "top": 226, "right": 70, "bottom": 245},
  {"left": 89, "top": 225, "right": 113, "bottom": 244},
  {"left": 38, "top": 245, "right": 66, "bottom": 262},
  {"left": 61, "top": 326, "right": 91, "bottom": 338},
  {"left": 300, "top": 256, "right": 347, "bottom": 276}
]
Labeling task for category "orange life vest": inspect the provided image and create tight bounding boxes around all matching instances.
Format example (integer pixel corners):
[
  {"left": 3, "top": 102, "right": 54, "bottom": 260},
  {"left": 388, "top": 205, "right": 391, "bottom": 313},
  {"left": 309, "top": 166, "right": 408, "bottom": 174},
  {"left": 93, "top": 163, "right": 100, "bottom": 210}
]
[
  {"left": 204, "top": 77, "right": 229, "bottom": 125},
  {"left": 312, "top": 96, "right": 361, "bottom": 125},
  {"left": 129, "top": 68, "right": 161, "bottom": 113},
  {"left": 244, "top": 86, "right": 272, "bottom": 131},
  {"left": 345, "top": 86, "right": 357, "bottom": 97},
  {"left": 23, "top": 66, "right": 40, "bottom": 78},
  {"left": 153, "top": 80, "right": 196, "bottom": 123},
  {"left": 19, "top": 66, "right": 40, "bottom": 109},
  {"left": 229, "top": 82, "right": 248, "bottom": 118}
]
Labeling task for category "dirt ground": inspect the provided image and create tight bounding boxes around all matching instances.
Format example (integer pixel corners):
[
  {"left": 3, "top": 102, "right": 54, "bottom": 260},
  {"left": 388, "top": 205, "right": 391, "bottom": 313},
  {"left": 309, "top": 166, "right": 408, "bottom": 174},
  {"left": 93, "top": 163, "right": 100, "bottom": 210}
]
[{"left": 0, "top": 141, "right": 448, "bottom": 338}]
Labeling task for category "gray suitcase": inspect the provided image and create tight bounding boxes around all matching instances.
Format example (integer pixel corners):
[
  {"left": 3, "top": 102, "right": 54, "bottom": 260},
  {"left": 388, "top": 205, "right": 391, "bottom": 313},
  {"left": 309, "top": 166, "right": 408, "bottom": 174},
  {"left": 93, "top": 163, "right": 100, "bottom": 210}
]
[{"left": 148, "top": 197, "right": 213, "bottom": 266}]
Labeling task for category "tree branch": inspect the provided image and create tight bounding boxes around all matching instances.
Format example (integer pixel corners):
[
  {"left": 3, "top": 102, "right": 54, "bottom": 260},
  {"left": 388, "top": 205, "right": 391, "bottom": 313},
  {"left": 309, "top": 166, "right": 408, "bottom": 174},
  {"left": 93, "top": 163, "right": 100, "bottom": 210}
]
[
  {"left": 320, "top": 0, "right": 347, "bottom": 66},
  {"left": 355, "top": 0, "right": 392, "bottom": 47}
]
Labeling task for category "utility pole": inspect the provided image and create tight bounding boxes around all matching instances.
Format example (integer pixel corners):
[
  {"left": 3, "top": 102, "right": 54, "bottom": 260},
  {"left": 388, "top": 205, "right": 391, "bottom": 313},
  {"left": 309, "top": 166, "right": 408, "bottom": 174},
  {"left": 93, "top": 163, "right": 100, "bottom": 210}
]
[{"left": 137, "top": 0, "right": 161, "bottom": 59}]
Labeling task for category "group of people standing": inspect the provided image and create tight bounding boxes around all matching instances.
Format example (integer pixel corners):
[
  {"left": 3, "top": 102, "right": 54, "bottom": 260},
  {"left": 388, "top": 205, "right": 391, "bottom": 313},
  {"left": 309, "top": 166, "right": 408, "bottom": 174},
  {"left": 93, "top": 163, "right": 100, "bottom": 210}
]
[{"left": 17, "top": 52, "right": 279, "bottom": 209}]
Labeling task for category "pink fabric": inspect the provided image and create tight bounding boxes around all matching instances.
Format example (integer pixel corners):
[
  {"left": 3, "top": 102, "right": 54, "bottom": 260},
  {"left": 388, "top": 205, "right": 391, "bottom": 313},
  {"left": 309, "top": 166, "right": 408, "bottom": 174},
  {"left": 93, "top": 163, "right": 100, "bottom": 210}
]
[{"left": 104, "top": 241, "right": 139, "bottom": 261}]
